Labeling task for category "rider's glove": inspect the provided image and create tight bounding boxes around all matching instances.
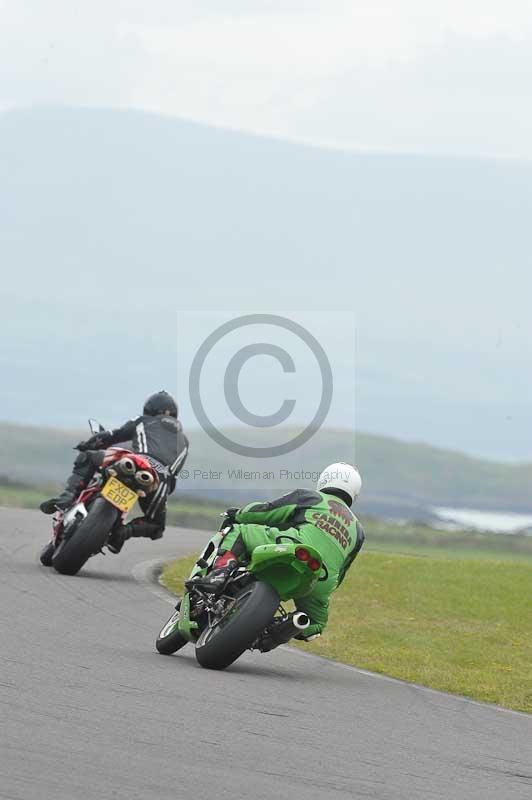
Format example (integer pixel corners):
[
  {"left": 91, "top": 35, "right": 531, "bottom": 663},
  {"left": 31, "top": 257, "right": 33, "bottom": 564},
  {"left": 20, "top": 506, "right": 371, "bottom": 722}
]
[
  {"left": 76, "top": 432, "right": 111, "bottom": 451},
  {"left": 219, "top": 507, "right": 239, "bottom": 531}
]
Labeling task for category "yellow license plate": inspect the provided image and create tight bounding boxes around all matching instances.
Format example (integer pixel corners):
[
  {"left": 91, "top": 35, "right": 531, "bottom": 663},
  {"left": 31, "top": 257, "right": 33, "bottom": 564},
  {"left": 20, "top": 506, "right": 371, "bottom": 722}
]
[{"left": 101, "top": 476, "right": 138, "bottom": 513}]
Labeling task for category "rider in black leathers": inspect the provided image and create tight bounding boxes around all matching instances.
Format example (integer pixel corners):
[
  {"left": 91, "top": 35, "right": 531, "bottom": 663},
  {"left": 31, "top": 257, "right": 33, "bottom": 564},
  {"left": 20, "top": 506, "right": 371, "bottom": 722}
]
[{"left": 40, "top": 391, "right": 188, "bottom": 552}]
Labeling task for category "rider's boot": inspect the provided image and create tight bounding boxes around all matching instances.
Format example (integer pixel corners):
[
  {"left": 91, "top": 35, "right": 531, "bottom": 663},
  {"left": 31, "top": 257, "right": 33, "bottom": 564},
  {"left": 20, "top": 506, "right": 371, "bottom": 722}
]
[
  {"left": 107, "top": 518, "right": 162, "bottom": 554},
  {"left": 186, "top": 550, "right": 238, "bottom": 594},
  {"left": 39, "top": 473, "right": 85, "bottom": 515},
  {"left": 106, "top": 526, "right": 127, "bottom": 554}
]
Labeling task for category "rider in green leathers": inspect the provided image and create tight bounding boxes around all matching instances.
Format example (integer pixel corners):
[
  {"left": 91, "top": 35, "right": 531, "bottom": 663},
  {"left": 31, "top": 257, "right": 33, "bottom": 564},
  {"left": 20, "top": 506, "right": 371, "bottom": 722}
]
[{"left": 192, "top": 463, "right": 365, "bottom": 640}]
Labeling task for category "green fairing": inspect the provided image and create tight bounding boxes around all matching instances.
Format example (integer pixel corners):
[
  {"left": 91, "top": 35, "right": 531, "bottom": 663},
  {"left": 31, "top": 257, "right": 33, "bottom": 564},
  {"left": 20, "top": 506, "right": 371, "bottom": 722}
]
[
  {"left": 248, "top": 543, "right": 322, "bottom": 601},
  {"left": 174, "top": 490, "right": 364, "bottom": 642},
  {"left": 225, "top": 489, "right": 365, "bottom": 637},
  {"left": 175, "top": 539, "right": 323, "bottom": 643}
]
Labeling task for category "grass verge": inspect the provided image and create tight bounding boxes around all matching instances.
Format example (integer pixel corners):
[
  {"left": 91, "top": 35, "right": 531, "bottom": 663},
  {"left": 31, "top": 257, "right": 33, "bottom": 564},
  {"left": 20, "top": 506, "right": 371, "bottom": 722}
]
[
  {"left": 0, "top": 482, "right": 221, "bottom": 530},
  {"left": 0, "top": 483, "right": 52, "bottom": 509},
  {"left": 6, "top": 482, "right": 532, "bottom": 558},
  {"left": 161, "top": 549, "right": 532, "bottom": 713}
]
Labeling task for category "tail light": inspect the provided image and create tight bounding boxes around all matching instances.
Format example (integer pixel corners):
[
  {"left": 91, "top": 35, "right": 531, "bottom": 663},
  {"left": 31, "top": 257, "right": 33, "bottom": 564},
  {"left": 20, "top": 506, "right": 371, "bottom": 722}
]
[
  {"left": 295, "top": 548, "right": 321, "bottom": 571},
  {"left": 134, "top": 455, "right": 151, "bottom": 471}
]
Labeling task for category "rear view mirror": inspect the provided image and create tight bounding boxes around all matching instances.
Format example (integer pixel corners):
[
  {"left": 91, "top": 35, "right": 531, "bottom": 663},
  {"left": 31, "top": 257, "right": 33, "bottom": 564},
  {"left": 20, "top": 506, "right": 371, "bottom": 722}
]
[{"left": 88, "top": 418, "right": 106, "bottom": 435}]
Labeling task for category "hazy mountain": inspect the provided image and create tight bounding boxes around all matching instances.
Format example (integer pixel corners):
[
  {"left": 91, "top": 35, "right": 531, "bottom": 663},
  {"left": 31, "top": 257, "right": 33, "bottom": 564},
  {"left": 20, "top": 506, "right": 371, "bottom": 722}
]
[
  {"left": 2, "top": 422, "right": 531, "bottom": 517},
  {"left": 1, "top": 107, "right": 530, "bottom": 460}
]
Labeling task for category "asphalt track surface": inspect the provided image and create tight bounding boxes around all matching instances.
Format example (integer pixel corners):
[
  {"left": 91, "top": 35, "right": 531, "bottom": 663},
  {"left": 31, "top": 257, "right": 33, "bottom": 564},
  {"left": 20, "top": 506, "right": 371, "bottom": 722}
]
[{"left": 1, "top": 507, "right": 532, "bottom": 800}]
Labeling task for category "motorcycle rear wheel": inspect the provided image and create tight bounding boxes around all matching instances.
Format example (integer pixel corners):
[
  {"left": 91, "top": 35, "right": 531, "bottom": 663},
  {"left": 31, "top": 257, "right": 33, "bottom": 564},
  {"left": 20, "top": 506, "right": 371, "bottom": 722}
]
[
  {"left": 51, "top": 498, "right": 119, "bottom": 576},
  {"left": 195, "top": 580, "right": 279, "bottom": 671}
]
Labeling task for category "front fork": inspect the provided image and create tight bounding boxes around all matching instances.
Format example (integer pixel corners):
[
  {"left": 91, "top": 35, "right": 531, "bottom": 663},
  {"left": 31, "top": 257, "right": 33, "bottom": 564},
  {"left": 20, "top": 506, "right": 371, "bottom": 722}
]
[
  {"left": 176, "top": 593, "right": 199, "bottom": 641},
  {"left": 175, "top": 529, "right": 230, "bottom": 641}
]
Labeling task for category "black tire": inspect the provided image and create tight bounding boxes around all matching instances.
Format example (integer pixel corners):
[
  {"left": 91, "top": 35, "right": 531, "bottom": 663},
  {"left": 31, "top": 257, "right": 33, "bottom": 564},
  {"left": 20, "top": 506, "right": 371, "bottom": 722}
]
[
  {"left": 195, "top": 581, "right": 279, "bottom": 670},
  {"left": 51, "top": 498, "right": 120, "bottom": 576},
  {"left": 156, "top": 604, "right": 188, "bottom": 655},
  {"left": 39, "top": 541, "right": 55, "bottom": 567}
]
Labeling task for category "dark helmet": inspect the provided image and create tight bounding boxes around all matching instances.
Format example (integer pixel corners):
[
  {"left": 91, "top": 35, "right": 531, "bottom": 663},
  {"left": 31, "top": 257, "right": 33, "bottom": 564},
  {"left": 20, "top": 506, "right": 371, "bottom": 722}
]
[{"left": 143, "top": 391, "right": 178, "bottom": 418}]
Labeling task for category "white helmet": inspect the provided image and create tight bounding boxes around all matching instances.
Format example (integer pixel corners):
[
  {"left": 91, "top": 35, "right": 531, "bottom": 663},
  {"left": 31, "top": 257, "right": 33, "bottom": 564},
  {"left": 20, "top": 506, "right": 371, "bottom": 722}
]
[{"left": 317, "top": 463, "right": 362, "bottom": 506}]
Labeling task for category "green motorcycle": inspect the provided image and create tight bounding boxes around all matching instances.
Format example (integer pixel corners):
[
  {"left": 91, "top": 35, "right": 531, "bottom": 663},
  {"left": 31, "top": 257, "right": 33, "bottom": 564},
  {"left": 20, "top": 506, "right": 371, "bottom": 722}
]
[{"left": 156, "top": 526, "right": 325, "bottom": 670}]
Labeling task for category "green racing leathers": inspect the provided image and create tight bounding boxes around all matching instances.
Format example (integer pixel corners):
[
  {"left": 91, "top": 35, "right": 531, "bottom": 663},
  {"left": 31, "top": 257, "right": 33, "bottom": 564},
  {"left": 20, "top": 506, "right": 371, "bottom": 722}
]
[{"left": 219, "top": 489, "right": 365, "bottom": 639}]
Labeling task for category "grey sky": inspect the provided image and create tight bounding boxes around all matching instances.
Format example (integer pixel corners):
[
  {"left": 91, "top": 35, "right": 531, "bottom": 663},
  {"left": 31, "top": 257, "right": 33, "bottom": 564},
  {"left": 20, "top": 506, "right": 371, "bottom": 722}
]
[
  {"left": 1, "top": 1, "right": 532, "bottom": 158},
  {"left": 1, "top": 104, "right": 530, "bottom": 459}
]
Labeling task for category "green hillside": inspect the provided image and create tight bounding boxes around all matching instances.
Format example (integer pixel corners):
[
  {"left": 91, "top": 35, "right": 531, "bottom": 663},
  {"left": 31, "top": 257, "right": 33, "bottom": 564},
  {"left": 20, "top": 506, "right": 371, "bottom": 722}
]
[{"left": 2, "top": 421, "right": 531, "bottom": 516}]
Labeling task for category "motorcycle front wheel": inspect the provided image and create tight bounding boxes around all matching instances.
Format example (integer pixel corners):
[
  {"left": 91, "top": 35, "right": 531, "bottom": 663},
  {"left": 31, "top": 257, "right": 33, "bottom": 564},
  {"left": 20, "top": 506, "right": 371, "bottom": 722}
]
[
  {"left": 156, "top": 602, "right": 188, "bottom": 655},
  {"left": 195, "top": 580, "right": 279, "bottom": 671},
  {"left": 39, "top": 540, "right": 55, "bottom": 566},
  {"left": 51, "top": 498, "right": 120, "bottom": 576}
]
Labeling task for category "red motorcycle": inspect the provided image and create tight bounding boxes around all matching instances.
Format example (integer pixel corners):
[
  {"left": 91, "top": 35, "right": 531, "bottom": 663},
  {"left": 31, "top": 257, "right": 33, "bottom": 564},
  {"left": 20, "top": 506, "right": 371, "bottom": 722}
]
[{"left": 40, "top": 421, "right": 160, "bottom": 576}]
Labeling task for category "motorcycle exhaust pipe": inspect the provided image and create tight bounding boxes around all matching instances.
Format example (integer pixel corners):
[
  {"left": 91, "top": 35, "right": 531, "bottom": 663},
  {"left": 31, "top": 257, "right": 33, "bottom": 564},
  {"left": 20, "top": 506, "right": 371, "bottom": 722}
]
[
  {"left": 259, "top": 611, "right": 310, "bottom": 652},
  {"left": 118, "top": 457, "right": 136, "bottom": 474},
  {"left": 292, "top": 612, "right": 310, "bottom": 631}
]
